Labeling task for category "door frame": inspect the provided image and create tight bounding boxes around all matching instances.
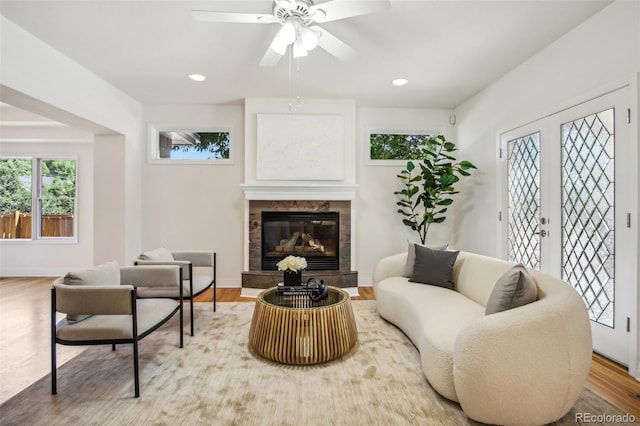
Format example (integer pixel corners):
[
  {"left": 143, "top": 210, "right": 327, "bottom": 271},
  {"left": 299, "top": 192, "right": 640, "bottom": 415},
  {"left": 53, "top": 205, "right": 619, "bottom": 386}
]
[{"left": 495, "top": 75, "right": 639, "bottom": 378}]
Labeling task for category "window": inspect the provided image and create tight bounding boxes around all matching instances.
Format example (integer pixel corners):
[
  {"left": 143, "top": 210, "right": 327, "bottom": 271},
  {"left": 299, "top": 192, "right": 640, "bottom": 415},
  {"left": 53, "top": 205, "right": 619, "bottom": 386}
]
[
  {"left": 148, "top": 126, "right": 233, "bottom": 164},
  {"left": 0, "top": 157, "right": 77, "bottom": 240},
  {"left": 368, "top": 130, "right": 443, "bottom": 165}
]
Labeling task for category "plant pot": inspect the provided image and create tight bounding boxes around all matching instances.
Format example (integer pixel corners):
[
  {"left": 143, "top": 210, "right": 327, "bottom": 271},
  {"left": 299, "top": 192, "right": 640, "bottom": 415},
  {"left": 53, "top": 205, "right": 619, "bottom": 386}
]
[{"left": 284, "top": 270, "right": 302, "bottom": 286}]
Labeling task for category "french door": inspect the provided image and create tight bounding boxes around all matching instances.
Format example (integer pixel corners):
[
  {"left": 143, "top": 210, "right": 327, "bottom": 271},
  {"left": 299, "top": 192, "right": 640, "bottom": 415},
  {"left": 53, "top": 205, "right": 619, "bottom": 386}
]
[{"left": 500, "top": 87, "right": 636, "bottom": 365}]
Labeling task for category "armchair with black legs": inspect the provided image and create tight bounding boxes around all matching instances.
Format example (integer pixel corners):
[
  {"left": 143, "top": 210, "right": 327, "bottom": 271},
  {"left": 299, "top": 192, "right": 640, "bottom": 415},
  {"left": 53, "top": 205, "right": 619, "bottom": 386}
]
[
  {"left": 134, "top": 248, "right": 216, "bottom": 336},
  {"left": 51, "top": 262, "right": 183, "bottom": 398}
]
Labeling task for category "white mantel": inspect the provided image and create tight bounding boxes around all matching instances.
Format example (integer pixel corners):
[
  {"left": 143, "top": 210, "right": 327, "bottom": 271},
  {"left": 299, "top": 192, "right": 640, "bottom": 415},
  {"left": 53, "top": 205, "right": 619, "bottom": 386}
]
[{"left": 241, "top": 183, "right": 358, "bottom": 201}]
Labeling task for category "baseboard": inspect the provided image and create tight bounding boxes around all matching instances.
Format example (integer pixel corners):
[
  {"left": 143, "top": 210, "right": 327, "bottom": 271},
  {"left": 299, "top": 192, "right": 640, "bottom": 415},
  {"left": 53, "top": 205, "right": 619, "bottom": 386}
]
[
  {"left": 216, "top": 279, "right": 242, "bottom": 288},
  {"left": 0, "top": 266, "right": 82, "bottom": 277},
  {"left": 358, "top": 275, "right": 373, "bottom": 287}
]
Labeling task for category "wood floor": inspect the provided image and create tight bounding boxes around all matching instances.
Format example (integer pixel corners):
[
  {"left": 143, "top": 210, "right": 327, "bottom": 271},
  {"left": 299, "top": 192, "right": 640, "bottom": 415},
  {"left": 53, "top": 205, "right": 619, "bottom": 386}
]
[{"left": 2, "top": 278, "right": 638, "bottom": 419}]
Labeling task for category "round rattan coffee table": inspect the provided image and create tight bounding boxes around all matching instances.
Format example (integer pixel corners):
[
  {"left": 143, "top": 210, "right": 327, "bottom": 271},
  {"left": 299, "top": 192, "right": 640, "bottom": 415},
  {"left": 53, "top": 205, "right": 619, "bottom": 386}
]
[{"left": 248, "top": 286, "right": 358, "bottom": 365}]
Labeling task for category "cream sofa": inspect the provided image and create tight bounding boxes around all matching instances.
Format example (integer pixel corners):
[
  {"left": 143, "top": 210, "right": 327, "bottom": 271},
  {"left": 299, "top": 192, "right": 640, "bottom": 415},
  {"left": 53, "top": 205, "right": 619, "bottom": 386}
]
[{"left": 372, "top": 250, "right": 592, "bottom": 425}]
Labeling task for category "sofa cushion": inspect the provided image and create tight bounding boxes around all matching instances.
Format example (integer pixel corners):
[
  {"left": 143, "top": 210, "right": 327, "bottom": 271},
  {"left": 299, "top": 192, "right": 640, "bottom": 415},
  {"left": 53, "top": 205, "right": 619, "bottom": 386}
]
[
  {"left": 63, "top": 261, "right": 120, "bottom": 322},
  {"left": 403, "top": 240, "right": 449, "bottom": 278},
  {"left": 485, "top": 264, "right": 537, "bottom": 315},
  {"left": 139, "top": 247, "right": 174, "bottom": 261},
  {"left": 409, "top": 244, "right": 459, "bottom": 289}
]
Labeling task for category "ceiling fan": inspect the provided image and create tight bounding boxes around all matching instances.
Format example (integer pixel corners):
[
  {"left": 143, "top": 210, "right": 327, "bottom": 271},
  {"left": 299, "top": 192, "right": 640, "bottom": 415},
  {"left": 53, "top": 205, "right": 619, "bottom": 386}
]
[{"left": 192, "top": 0, "right": 390, "bottom": 66}]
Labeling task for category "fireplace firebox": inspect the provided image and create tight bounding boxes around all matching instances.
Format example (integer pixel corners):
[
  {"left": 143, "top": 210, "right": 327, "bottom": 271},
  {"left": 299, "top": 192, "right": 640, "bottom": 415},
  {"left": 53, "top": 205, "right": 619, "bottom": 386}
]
[{"left": 261, "top": 211, "right": 339, "bottom": 270}]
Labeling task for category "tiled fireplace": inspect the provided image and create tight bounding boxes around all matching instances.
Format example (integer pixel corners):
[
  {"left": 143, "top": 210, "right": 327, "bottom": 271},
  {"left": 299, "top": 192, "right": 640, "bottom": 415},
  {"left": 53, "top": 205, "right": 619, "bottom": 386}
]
[
  {"left": 240, "top": 185, "right": 359, "bottom": 297},
  {"left": 248, "top": 200, "right": 351, "bottom": 271}
]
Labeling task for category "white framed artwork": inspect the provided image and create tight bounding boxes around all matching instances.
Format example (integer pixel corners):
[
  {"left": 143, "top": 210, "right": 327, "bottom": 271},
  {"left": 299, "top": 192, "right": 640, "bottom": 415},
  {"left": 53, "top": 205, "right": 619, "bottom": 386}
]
[{"left": 256, "top": 113, "right": 345, "bottom": 180}]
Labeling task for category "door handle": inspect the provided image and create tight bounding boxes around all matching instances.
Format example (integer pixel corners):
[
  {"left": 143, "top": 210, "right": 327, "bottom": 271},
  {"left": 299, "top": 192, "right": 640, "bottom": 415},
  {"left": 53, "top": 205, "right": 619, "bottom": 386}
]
[{"left": 534, "top": 230, "right": 547, "bottom": 237}]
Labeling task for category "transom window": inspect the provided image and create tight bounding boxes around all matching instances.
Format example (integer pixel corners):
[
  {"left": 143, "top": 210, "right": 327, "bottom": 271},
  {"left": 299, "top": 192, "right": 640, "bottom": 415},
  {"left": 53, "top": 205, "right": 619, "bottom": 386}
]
[
  {"left": 148, "top": 126, "right": 233, "bottom": 164},
  {"left": 367, "top": 130, "right": 443, "bottom": 164}
]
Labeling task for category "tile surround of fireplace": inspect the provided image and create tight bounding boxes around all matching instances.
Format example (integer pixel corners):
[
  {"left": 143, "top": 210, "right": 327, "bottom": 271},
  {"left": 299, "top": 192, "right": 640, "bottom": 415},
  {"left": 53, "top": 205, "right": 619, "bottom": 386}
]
[
  {"left": 241, "top": 191, "right": 359, "bottom": 297},
  {"left": 248, "top": 200, "right": 351, "bottom": 272}
]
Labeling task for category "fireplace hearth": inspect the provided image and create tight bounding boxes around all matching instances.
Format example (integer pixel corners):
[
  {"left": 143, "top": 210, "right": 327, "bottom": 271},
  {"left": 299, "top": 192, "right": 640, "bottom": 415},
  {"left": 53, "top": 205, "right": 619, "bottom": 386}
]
[{"left": 261, "top": 211, "right": 339, "bottom": 270}]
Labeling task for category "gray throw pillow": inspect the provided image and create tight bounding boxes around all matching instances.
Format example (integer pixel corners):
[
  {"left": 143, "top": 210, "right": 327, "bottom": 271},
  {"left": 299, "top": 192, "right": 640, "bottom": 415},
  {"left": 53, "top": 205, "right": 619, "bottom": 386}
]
[
  {"left": 403, "top": 240, "right": 449, "bottom": 278},
  {"left": 139, "top": 247, "right": 174, "bottom": 261},
  {"left": 485, "top": 264, "right": 538, "bottom": 315},
  {"left": 63, "top": 261, "right": 120, "bottom": 322},
  {"left": 409, "top": 244, "right": 459, "bottom": 289}
]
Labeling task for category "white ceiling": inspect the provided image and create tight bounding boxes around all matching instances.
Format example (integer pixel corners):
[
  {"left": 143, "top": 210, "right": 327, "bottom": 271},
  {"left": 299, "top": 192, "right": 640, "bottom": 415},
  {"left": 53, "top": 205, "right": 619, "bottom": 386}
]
[{"left": 0, "top": 0, "right": 612, "bottom": 109}]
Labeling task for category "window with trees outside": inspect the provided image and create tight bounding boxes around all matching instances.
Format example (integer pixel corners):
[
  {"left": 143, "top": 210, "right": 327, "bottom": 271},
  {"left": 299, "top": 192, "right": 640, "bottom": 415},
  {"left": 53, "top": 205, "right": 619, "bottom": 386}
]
[
  {"left": 0, "top": 158, "right": 77, "bottom": 240},
  {"left": 150, "top": 129, "right": 232, "bottom": 163},
  {"left": 368, "top": 131, "right": 442, "bottom": 164}
]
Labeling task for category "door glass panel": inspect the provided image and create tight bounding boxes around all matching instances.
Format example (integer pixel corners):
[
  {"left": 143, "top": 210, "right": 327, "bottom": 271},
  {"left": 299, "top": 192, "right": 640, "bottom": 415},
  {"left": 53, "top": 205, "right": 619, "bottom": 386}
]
[
  {"left": 561, "top": 109, "right": 615, "bottom": 328},
  {"left": 507, "top": 132, "right": 541, "bottom": 269}
]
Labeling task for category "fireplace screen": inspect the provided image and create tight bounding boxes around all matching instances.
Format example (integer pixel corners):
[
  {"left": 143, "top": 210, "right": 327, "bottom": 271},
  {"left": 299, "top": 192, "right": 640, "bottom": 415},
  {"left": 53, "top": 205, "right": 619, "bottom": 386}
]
[{"left": 261, "top": 211, "right": 339, "bottom": 270}]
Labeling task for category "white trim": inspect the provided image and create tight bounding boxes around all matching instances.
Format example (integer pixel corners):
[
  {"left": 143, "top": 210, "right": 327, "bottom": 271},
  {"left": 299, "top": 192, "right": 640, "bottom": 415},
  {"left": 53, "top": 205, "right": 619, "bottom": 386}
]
[
  {"left": 0, "top": 138, "right": 92, "bottom": 144},
  {"left": 241, "top": 183, "right": 358, "bottom": 201},
  {"left": 216, "top": 278, "right": 242, "bottom": 288},
  {"left": 146, "top": 123, "right": 234, "bottom": 165}
]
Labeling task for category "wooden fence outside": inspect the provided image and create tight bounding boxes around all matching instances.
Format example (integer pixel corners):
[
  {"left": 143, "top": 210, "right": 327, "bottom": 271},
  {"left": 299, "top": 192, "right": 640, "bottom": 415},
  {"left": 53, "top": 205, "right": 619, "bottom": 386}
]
[{"left": 0, "top": 211, "right": 74, "bottom": 239}]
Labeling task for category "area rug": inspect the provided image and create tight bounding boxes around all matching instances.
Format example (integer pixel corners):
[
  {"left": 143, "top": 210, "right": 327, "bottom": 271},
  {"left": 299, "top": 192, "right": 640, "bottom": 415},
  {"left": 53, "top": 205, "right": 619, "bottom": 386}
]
[{"left": 0, "top": 301, "right": 630, "bottom": 425}]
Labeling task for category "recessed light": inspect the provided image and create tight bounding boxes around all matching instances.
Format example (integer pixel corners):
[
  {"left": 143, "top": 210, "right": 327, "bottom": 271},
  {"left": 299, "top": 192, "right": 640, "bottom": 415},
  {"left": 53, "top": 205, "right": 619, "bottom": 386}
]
[
  {"left": 189, "top": 74, "right": 206, "bottom": 82},
  {"left": 392, "top": 78, "right": 408, "bottom": 86}
]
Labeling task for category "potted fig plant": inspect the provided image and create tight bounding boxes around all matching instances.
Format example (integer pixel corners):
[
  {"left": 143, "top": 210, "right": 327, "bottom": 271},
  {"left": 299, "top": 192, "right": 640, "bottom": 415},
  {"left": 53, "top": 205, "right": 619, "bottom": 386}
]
[{"left": 395, "top": 134, "right": 476, "bottom": 244}]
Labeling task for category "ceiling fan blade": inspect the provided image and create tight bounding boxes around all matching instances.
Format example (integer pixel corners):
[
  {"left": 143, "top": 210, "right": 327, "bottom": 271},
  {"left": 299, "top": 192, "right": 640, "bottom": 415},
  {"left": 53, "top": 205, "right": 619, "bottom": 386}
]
[
  {"left": 192, "top": 10, "right": 278, "bottom": 24},
  {"left": 274, "top": 0, "right": 296, "bottom": 11},
  {"left": 311, "top": 26, "right": 357, "bottom": 62},
  {"left": 309, "top": 0, "right": 390, "bottom": 23},
  {"left": 260, "top": 39, "right": 284, "bottom": 67}
]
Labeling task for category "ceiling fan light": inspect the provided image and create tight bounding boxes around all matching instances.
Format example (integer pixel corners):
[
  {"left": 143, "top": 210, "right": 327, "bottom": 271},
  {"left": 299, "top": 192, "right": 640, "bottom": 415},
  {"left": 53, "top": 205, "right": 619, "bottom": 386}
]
[
  {"left": 300, "top": 26, "right": 319, "bottom": 51},
  {"left": 293, "top": 39, "right": 308, "bottom": 58},
  {"left": 279, "top": 21, "right": 296, "bottom": 45},
  {"left": 270, "top": 34, "right": 288, "bottom": 55}
]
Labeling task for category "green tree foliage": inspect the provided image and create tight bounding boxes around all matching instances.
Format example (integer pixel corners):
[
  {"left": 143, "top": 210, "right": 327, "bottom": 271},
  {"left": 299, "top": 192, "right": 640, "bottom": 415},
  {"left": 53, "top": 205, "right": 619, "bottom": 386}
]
[
  {"left": 0, "top": 159, "right": 76, "bottom": 215},
  {"left": 41, "top": 160, "right": 76, "bottom": 214},
  {"left": 395, "top": 135, "right": 476, "bottom": 244},
  {"left": 0, "top": 159, "right": 32, "bottom": 213},
  {"left": 370, "top": 134, "right": 433, "bottom": 160},
  {"left": 172, "top": 132, "right": 230, "bottom": 159}
]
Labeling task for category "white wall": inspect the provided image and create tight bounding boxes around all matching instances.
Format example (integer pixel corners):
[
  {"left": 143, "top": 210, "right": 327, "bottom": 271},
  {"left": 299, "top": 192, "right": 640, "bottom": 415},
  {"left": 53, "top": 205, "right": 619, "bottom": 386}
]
[
  {"left": 356, "top": 107, "right": 455, "bottom": 284},
  {"left": 0, "top": 142, "right": 94, "bottom": 275},
  {"left": 142, "top": 104, "right": 244, "bottom": 287},
  {"left": 0, "top": 15, "right": 144, "bottom": 271},
  {"left": 454, "top": 0, "right": 639, "bottom": 256},
  {"left": 144, "top": 101, "right": 457, "bottom": 287},
  {"left": 454, "top": 1, "right": 639, "bottom": 376}
]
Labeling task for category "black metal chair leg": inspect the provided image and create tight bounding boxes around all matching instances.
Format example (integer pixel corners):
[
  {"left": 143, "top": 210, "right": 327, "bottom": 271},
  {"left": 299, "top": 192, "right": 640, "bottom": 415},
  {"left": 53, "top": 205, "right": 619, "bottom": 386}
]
[
  {"left": 189, "top": 298, "right": 194, "bottom": 336},
  {"left": 213, "top": 252, "right": 217, "bottom": 312},
  {"left": 51, "top": 288, "right": 57, "bottom": 395},
  {"left": 133, "top": 341, "right": 140, "bottom": 398}
]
